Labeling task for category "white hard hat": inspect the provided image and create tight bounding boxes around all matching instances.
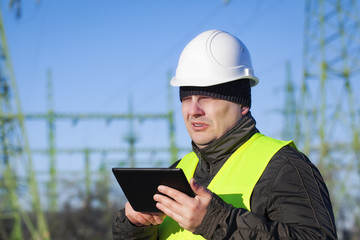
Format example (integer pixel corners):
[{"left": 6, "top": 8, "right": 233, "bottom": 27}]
[{"left": 171, "top": 29, "right": 259, "bottom": 87}]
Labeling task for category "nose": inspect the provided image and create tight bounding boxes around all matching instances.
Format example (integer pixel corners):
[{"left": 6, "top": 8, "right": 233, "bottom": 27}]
[{"left": 187, "top": 97, "right": 205, "bottom": 117}]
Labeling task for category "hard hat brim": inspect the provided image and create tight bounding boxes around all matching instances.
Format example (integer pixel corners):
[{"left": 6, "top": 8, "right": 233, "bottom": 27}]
[{"left": 170, "top": 76, "right": 259, "bottom": 87}]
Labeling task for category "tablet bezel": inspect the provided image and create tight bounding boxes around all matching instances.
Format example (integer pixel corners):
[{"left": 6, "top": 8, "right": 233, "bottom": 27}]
[{"left": 112, "top": 168, "right": 195, "bottom": 212}]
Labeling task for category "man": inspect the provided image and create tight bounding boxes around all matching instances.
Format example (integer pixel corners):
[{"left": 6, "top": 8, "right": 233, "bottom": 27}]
[{"left": 113, "top": 29, "right": 337, "bottom": 239}]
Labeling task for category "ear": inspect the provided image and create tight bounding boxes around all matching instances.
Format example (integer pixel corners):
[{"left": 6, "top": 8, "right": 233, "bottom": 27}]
[{"left": 241, "top": 106, "right": 249, "bottom": 116}]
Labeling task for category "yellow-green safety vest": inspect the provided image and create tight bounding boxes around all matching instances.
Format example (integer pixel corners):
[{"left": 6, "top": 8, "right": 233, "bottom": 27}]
[{"left": 158, "top": 133, "right": 294, "bottom": 240}]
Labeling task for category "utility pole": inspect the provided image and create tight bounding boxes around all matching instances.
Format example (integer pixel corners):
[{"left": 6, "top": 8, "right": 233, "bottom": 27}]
[
  {"left": 281, "top": 61, "right": 298, "bottom": 142},
  {"left": 123, "top": 96, "right": 137, "bottom": 168},
  {"left": 47, "top": 69, "right": 57, "bottom": 212}
]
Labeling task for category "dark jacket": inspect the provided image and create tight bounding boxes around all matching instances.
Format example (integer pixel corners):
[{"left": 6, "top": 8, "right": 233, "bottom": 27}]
[{"left": 112, "top": 113, "right": 338, "bottom": 239}]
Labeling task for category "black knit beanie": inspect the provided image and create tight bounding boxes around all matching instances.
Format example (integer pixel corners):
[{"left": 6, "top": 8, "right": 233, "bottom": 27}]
[{"left": 179, "top": 79, "right": 251, "bottom": 108}]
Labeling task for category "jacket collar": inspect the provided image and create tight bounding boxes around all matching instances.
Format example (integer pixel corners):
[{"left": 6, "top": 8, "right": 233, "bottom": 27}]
[{"left": 191, "top": 112, "right": 259, "bottom": 165}]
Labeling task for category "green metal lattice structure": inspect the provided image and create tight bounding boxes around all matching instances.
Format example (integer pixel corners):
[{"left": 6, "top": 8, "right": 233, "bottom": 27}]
[
  {"left": 3, "top": 0, "right": 360, "bottom": 238},
  {"left": 24, "top": 70, "right": 180, "bottom": 212},
  {"left": 0, "top": 4, "right": 50, "bottom": 240},
  {"left": 282, "top": 0, "right": 360, "bottom": 233},
  {"left": 0, "top": 3, "right": 181, "bottom": 238}
]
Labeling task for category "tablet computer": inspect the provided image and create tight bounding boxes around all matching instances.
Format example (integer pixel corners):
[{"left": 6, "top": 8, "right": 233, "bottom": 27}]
[{"left": 112, "top": 168, "right": 195, "bottom": 212}]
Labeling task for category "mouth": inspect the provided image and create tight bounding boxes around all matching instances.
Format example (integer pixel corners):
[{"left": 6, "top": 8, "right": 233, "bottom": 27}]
[{"left": 191, "top": 121, "right": 208, "bottom": 131}]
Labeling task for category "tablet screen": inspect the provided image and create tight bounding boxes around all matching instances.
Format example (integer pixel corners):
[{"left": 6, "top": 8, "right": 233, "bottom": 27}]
[{"left": 112, "top": 168, "right": 195, "bottom": 212}]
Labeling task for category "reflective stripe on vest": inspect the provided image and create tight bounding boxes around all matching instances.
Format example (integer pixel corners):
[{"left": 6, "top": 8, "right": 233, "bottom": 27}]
[{"left": 159, "top": 133, "right": 294, "bottom": 239}]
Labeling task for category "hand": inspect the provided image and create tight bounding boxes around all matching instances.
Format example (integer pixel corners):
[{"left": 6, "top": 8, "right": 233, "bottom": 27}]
[
  {"left": 125, "top": 201, "right": 165, "bottom": 226},
  {"left": 154, "top": 178, "right": 212, "bottom": 232}
]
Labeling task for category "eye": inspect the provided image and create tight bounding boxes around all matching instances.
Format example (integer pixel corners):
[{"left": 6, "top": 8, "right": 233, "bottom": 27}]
[
  {"left": 198, "top": 96, "right": 212, "bottom": 102},
  {"left": 181, "top": 96, "right": 192, "bottom": 102}
]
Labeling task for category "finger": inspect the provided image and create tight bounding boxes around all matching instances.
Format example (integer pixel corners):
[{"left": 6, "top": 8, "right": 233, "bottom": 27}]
[
  {"left": 141, "top": 212, "right": 164, "bottom": 225},
  {"left": 155, "top": 198, "right": 183, "bottom": 224},
  {"left": 155, "top": 193, "right": 201, "bottom": 232},
  {"left": 151, "top": 212, "right": 166, "bottom": 224},
  {"left": 129, "top": 212, "right": 162, "bottom": 226},
  {"left": 157, "top": 185, "right": 192, "bottom": 205},
  {"left": 127, "top": 213, "right": 149, "bottom": 226},
  {"left": 125, "top": 202, "right": 149, "bottom": 226},
  {"left": 125, "top": 202, "right": 148, "bottom": 226},
  {"left": 125, "top": 202, "right": 162, "bottom": 226},
  {"left": 154, "top": 192, "right": 185, "bottom": 221},
  {"left": 154, "top": 191, "right": 183, "bottom": 212},
  {"left": 190, "top": 178, "right": 211, "bottom": 197}
]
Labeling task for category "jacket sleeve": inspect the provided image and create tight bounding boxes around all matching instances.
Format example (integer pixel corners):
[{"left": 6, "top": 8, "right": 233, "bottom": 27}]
[
  {"left": 112, "top": 208, "right": 159, "bottom": 240},
  {"left": 194, "top": 146, "right": 338, "bottom": 239}
]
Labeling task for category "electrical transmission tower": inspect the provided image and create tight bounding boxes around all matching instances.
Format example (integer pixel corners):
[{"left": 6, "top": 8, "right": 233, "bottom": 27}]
[
  {"left": 25, "top": 72, "right": 180, "bottom": 212},
  {"left": 297, "top": 0, "right": 360, "bottom": 233},
  {"left": 0, "top": 5, "right": 50, "bottom": 240},
  {"left": 1, "top": 8, "right": 180, "bottom": 240}
]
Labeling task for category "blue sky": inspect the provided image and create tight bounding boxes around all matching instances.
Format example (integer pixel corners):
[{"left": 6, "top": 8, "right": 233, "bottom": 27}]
[
  {"left": 3, "top": 0, "right": 306, "bottom": 171},
  {"left": 4, "top": 0, "right": 360, "bottom": 228}
]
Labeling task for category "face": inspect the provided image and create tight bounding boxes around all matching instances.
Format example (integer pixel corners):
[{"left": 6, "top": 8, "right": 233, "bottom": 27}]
[{"left": 181, "top": 95, "right": 249, "bottom": 149}]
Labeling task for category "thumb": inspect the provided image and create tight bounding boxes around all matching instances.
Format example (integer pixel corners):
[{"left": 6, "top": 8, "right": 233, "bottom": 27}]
[{"left": 190, "top": 178, "right": 211, "bottom": 197}]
